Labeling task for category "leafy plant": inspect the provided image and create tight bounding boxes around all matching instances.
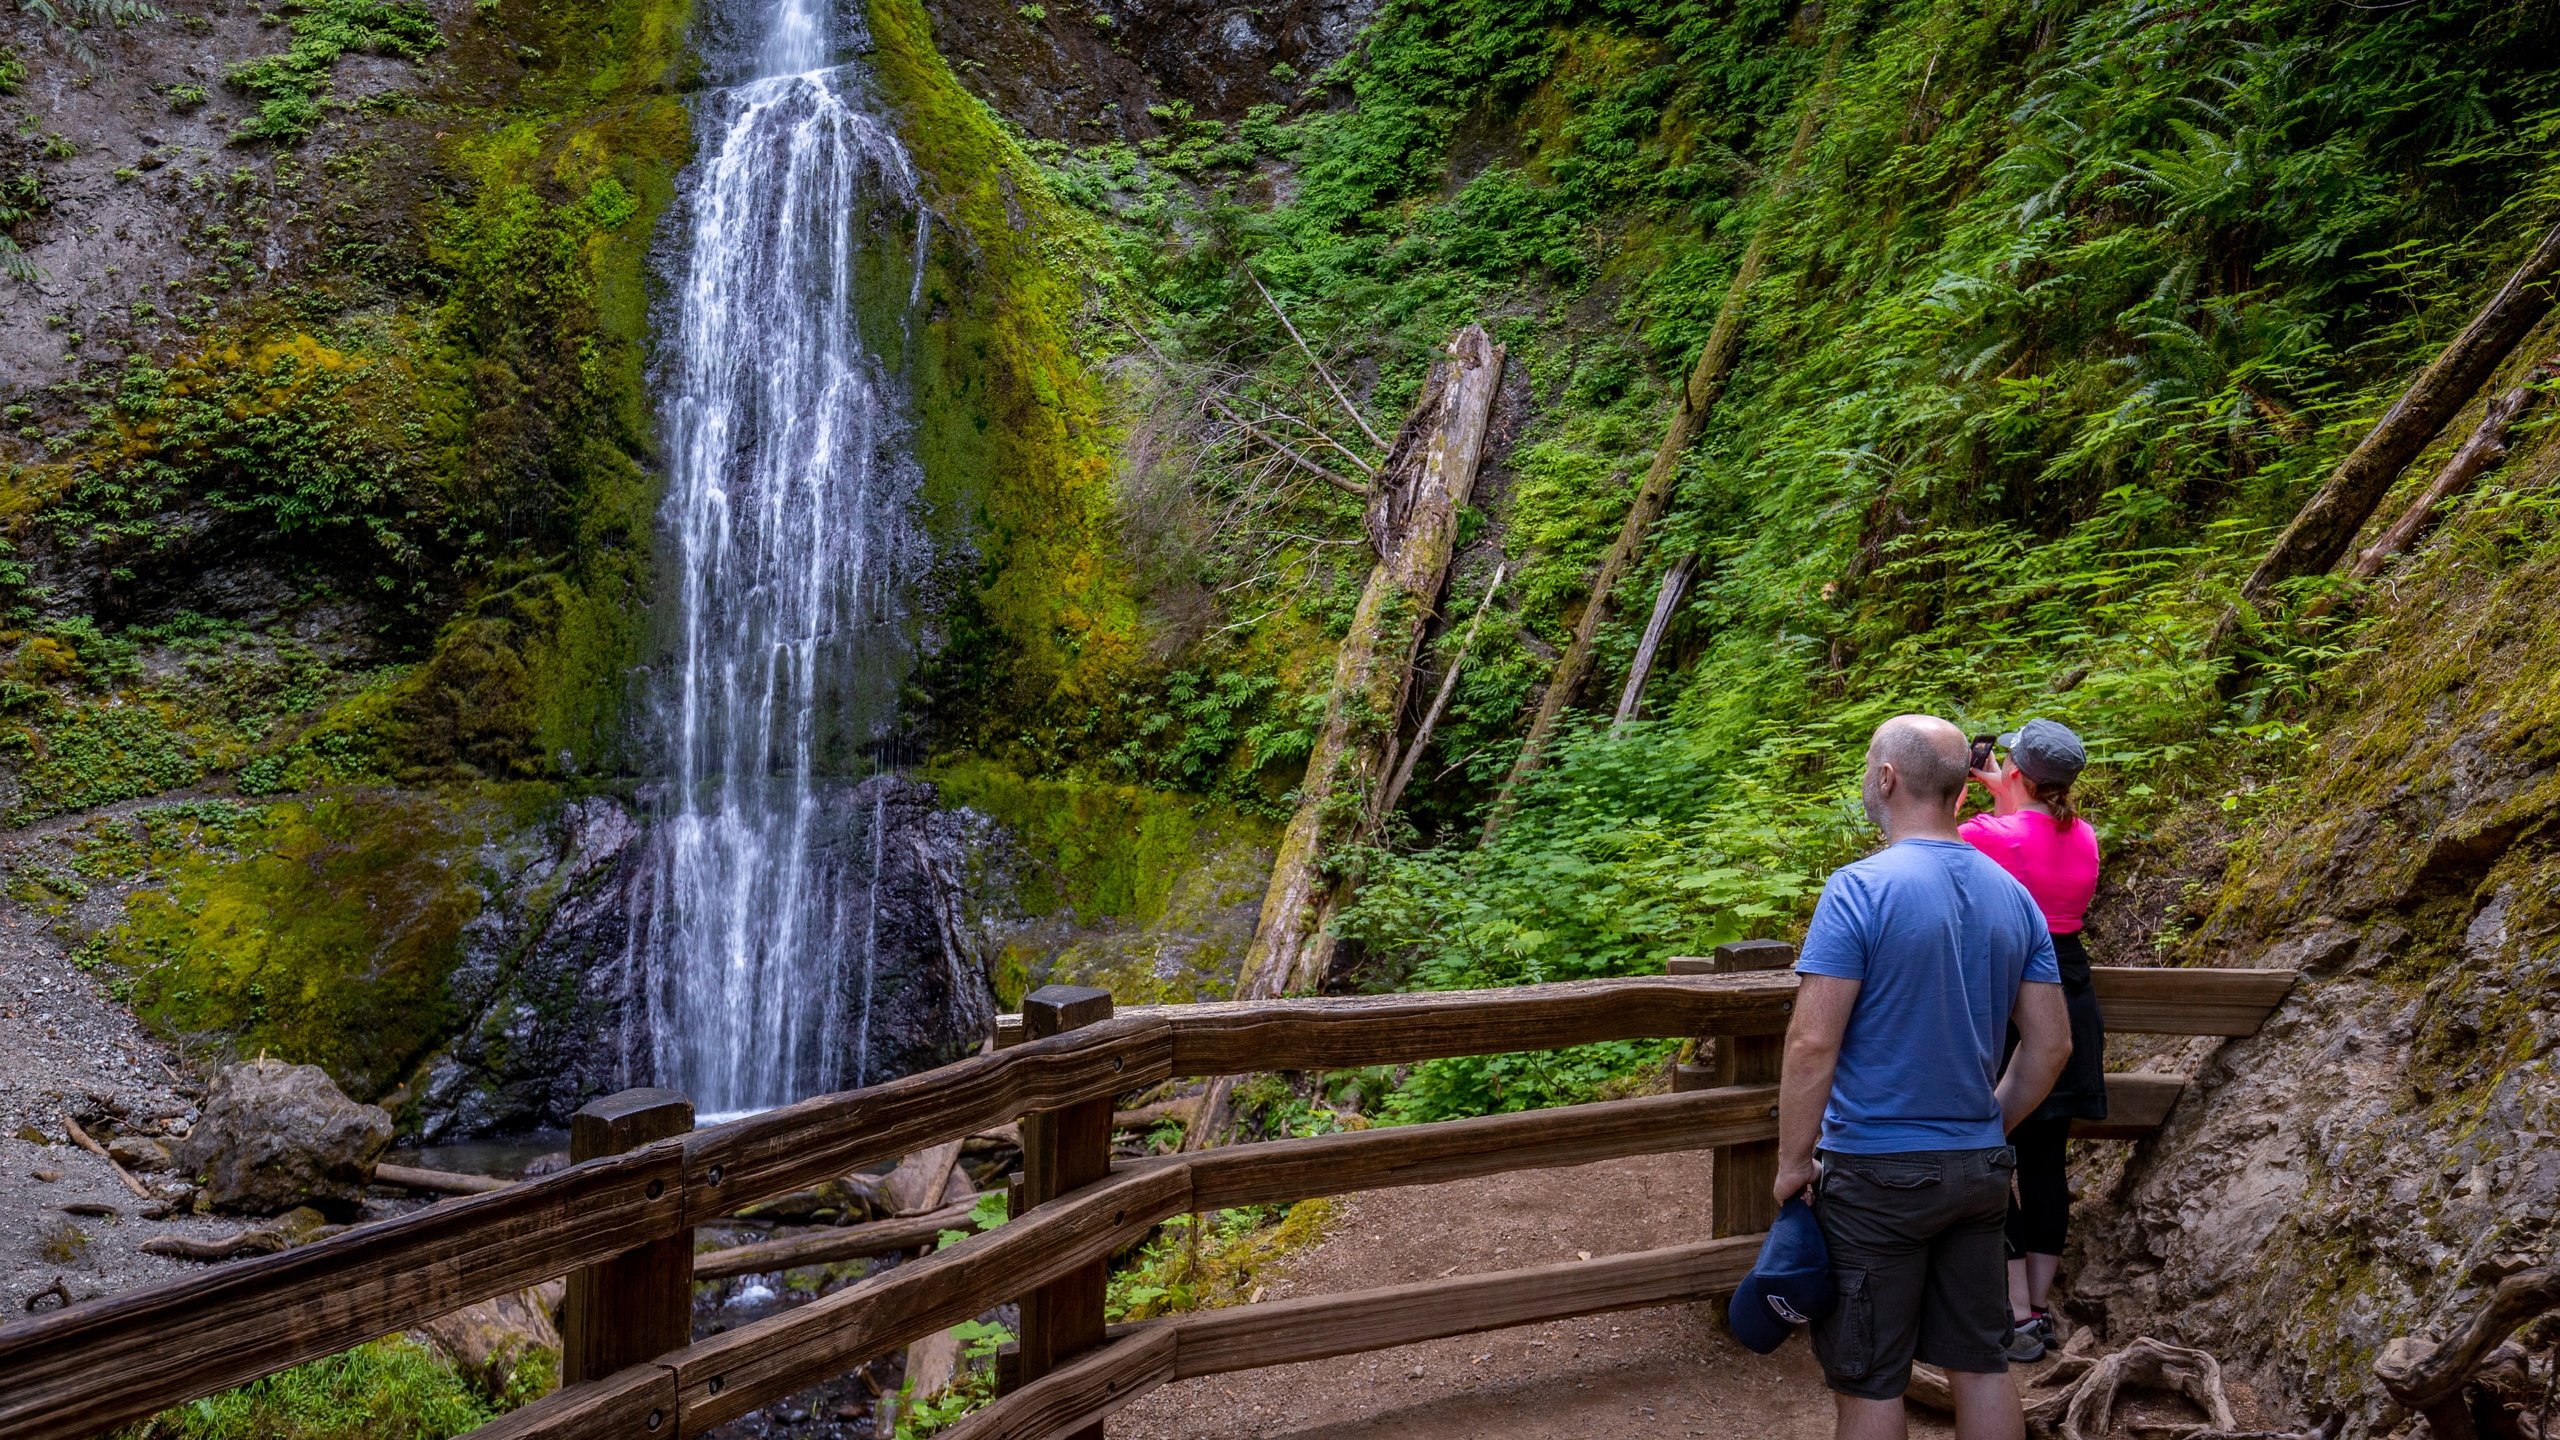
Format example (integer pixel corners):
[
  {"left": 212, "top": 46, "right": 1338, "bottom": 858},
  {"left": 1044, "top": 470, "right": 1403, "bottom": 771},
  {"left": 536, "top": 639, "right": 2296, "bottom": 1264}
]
[
  {"left": 19, "top": 0, "right": 165, "bottom": 68},
  {"left": 112, "top": 1337, "right": 498, "bottom": 1440},
  {"left": 225, "top": 0, "right": 443, "bottom": 143}
]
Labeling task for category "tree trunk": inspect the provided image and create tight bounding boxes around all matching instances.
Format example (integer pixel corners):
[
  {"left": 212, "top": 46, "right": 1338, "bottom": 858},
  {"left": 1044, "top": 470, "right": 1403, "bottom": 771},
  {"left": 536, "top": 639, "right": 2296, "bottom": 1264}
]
[
  {"left": 2348, "top": 350, "right": 2560, "bottom": 579},
  {"left": 1239, "top": 326, "right": 1505, "bottom": 1001},
  {"left": 2220, "top": 221, "right": 2560, "bottom": 641},
  {"left": 1187, "top": 327, "right": 1506, "bottom": 1150},
  {"left": 1612, "top": 554, "right": 1695, "bottom": 731},
  {"left": 1481, "top": 34, "right": 1847, "bottom": 842}
]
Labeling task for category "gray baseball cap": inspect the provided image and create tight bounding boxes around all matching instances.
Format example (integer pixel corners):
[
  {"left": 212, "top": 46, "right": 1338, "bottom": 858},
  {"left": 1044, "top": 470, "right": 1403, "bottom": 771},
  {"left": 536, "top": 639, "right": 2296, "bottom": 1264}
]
[{"left": 1996, "top": 719, "right": 2086, "bottom": 786}]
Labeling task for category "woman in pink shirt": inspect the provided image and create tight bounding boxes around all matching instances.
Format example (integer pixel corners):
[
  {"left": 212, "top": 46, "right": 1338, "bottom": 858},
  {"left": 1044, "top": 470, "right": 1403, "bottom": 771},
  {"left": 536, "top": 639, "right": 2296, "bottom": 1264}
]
[{"left": 1963, "top": 719, "right": 2106, "bottom": 1362}]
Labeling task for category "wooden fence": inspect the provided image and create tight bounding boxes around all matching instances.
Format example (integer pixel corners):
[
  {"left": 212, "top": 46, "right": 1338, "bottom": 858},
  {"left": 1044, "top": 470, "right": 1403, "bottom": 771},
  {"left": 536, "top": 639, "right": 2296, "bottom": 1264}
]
[{"left": 0, "top": 955, "right": 2295, "bottom": 1440}]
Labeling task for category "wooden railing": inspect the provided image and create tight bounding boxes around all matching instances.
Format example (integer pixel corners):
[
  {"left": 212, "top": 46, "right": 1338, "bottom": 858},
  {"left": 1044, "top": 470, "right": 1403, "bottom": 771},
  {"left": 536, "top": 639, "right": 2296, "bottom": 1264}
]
[{"left": 0, "top": 957, "right": 2296, "bottom": 1440}]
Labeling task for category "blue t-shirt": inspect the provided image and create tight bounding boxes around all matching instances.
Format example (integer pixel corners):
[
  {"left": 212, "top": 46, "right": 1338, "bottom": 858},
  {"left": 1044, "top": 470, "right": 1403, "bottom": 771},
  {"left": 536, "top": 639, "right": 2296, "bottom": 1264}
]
[{"left": 1796, "top": 838, "right": 2062, "bottom": 1154}]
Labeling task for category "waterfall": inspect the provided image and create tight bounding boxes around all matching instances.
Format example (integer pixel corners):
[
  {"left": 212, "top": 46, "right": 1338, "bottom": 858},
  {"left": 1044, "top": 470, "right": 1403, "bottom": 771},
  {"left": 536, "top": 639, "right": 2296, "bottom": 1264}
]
[{"left": 632, "top": 0, "right": 929, "bottom": 1120}]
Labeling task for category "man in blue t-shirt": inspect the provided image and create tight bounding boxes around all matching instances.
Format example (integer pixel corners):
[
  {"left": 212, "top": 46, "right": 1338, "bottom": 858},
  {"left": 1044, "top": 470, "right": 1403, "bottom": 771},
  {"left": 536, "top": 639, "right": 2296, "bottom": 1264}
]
[{"left": 1775, "top": 714, "right": 2071, "bottom": 1440}]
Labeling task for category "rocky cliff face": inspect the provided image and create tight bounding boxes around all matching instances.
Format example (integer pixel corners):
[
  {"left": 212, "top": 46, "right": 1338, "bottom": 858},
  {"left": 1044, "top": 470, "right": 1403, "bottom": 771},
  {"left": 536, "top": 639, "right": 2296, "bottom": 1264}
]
[
  {"left": 2071, "top": 406, "right": 2560, "bottom": 1431},
  {"left": 915, "top": 0, "right": 1376, "bottom": 141},
  {"left": 411, "top": 778, "right": 1022, "bottom": 1138}
]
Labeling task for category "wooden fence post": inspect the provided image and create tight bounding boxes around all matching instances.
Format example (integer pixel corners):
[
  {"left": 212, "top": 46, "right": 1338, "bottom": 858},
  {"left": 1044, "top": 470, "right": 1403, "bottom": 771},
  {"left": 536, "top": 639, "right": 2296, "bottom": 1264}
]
[
  {"left": 1669, "top": 940, "right": 1794, "bottom": 1238},
  {"left": 563, "top": 1087, "right": 695, "bottom": 1385},
  {"left": 1013, "top": 985, "right": 1115, "bottom": 1434}
]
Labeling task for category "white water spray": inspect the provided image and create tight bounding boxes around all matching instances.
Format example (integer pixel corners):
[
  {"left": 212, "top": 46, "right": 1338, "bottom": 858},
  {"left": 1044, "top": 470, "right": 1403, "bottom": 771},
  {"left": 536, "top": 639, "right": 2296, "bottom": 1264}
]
[{"left": 634, "top": 0, "right": 929, "bottom": 1118}]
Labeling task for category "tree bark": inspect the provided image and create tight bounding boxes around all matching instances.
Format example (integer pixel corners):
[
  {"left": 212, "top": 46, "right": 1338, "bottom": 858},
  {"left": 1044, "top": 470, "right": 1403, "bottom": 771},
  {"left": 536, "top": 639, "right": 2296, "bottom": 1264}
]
[
  {"left": 1188, "top": 327, "right": 1506, "bottom": 1150},
  {"left": 1372, "top": 562, "right": 1507, "bottom": 825},
  {"left": 2348, "top": 350, "right": 2559, "bottom": 579},
  {"left": 2221, "top": 221, "right": 2560, "bottom": 640},
  {"left": 1611, "top": 554, "right": 1695, "bottom": 732},
  {"left": 1481, "top": 34, "right": 1847, "bottom": 842}
]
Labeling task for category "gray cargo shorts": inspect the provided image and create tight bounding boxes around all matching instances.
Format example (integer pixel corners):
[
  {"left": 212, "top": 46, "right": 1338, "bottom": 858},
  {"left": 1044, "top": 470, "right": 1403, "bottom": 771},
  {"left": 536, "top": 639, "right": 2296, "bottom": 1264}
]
[{"left": 1809, "top": 1145, "right": 2017, "bottom": 1401}]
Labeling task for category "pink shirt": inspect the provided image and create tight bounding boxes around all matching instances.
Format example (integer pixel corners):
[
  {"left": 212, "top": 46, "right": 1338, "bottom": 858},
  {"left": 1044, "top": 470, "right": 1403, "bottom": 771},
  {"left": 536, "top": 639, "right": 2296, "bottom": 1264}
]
[{"left": 1960, "top": 810, "right": 2100, "bottom": 933}]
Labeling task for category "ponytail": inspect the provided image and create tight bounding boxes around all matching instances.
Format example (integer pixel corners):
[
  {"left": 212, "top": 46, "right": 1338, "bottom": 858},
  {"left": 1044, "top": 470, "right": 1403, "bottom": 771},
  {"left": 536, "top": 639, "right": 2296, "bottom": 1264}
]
[{"left": 2029, "top": 777, "right": 2077, "bottom": 832}]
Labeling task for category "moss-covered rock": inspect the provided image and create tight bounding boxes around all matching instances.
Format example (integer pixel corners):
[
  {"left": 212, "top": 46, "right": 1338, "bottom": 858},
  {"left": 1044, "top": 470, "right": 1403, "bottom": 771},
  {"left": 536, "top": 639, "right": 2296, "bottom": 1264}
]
[
  {"left": 928, "top": 759, "right": 1273, "bottom": 1005},
  {"left": 95, "top": 789, "right": 549, "bottom": 1100},
  {"left": 2070, "top": 415, "right": 2560, "bottom": 1424},
  {"left": 865, "top": 0, "right": 1158, "bottom": 770}
]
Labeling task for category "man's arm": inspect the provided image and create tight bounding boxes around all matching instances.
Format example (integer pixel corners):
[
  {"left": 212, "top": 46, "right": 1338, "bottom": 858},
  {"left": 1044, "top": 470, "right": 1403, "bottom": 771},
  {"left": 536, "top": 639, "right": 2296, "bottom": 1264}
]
[
  {"left": 1995, "top": 980, "right": 2071, "bottom": 1133},
  {"left": 1773, "top": 973, "right": 1862, "bottom": 1204}
]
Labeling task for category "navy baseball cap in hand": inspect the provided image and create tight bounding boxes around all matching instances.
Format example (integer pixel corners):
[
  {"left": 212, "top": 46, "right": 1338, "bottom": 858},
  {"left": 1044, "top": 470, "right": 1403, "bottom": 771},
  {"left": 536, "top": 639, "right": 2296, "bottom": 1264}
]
[{"left": 1728, "top": 1196, "right": 1835, "bottom": 1354}]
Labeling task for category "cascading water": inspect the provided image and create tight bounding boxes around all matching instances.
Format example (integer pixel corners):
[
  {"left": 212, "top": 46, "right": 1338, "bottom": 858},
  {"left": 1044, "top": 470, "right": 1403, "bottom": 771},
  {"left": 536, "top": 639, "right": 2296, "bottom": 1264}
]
[{"left": 629, "top": 0, "right": 931, "bottom": 1119}]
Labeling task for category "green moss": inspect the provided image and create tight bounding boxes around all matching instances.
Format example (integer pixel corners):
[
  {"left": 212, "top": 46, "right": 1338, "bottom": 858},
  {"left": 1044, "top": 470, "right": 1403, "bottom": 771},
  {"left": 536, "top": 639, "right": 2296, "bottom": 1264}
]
[
  {"left": 865, "top": 0, "right": 1151, "bottom": 765},
  {"left": 96, "top": 788, "right": 560, "bottom": 1099},
  {"left": 928, "top": 758, "right": 1259, "bottom": 924},
  {"left": 227, "top": 0, "right": 444, "bottom": 144},
  {"left": 926, "top": 759, "right": 1274, "bottom": 1005},
  {"left": 114, "top": 1337, "right": 495, "bottom": 1440}
]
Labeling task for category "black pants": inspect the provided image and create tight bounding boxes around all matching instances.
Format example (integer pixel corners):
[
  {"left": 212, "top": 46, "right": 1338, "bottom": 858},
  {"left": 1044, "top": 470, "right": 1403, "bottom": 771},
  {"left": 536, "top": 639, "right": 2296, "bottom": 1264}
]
[
  {"left": 2005, "top": 1114, "right": 2071, "bottom": 1257},
  {"left": 1811, "top": 1147, "right": 2018, "bottom": 1399}
]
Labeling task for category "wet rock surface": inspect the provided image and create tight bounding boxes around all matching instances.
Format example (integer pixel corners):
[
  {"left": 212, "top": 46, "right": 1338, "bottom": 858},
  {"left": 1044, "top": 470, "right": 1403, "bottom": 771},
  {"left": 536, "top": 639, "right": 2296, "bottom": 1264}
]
[
  {"left": 419, "top": 777, "right": 1003, "bottom": 1137},
  {"left": 176, "top": 1059, "right": 393, "bottom": 1217},
  {"left": 919, "top": 0, "right": 1380, "bottom": 141},
  {"left": 2068, "top": 560, "right": 2560, "bottom": 1433},
  {"left": 412, "top": 797, "right": 654, "bottom": 1141}
]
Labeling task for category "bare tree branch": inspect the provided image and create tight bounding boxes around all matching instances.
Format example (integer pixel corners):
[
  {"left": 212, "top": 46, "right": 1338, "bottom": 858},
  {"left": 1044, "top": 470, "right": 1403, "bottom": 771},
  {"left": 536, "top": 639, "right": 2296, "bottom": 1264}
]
[
  {"left": 1121, "top": 315, "right": 1369, "bottom": 498},
  {"left": 1246, "top": 267, "right": 1391, "bottom": 452}
]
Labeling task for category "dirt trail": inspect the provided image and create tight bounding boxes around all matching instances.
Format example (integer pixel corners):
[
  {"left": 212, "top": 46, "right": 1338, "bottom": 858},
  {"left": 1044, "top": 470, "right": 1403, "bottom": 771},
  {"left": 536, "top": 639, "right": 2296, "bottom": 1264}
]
[{"left": 1111, "top": 1149, "right": 1947, "bottom": 1440}]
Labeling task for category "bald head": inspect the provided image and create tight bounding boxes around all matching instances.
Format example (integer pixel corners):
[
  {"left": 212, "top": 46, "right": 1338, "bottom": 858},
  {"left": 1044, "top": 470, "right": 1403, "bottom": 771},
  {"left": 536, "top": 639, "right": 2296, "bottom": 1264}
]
[
  {"left": 1869, "top": 715, "right": 1970, "bottom": 805},
  {"left": 1861, "top": 714, "right": 1970, "bottom": 840}
]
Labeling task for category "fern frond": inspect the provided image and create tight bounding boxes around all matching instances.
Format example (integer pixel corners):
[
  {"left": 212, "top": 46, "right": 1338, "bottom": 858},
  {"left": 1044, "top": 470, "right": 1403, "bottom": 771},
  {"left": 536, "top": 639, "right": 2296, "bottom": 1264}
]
[
  {"left": 18, "top": 0, "right": 167, "bottom": 67},
  {"left": 0, "top": 235, "right": 42, "bottom": 284}
]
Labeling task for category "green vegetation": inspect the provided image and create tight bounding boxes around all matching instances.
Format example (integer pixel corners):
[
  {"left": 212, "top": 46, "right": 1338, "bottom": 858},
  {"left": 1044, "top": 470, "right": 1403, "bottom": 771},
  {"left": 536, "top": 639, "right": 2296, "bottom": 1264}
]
[
  {"left": 865, "top": 0, "right": 1155, "bottom": 765},
  {"left": 1, "top": 140, "right": 49, "bottom": 282},
  {"left": 53, "top": 340, "right": 438, "bottom": 595},
  {"left": 83, "top": 789, "right": 552, "bottom": 1099},
  {"left": 18, "top": 0, "right": 164, "bottom": 68},
  {"left": 960, "top": 0, "right": 2560, "bottom": 1116},
  {"left": 1105, "top": 1197, "right": 1338, "bottom": 1322},
  {"left": 114, "top": 1338, "right": 495, "bottom": 1440},
  {"left": 227, "top": 0, "right": 442, "bottom": 143}
]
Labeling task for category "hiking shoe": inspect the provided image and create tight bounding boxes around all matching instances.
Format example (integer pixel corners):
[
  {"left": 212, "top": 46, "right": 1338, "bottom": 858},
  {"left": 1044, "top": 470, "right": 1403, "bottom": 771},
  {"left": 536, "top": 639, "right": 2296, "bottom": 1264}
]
[
  {"left": 2004, "top": 1318, "right": 2047, "bottom": 1363},
  {"left": 2032, "top": 1310, "right": 2060, "bottom": 1352}
]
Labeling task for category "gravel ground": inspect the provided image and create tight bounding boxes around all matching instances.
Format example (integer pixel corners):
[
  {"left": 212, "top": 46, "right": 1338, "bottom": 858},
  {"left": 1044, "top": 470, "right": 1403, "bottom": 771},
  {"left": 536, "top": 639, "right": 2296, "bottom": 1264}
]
[
  {"left": 1109, "top": 1150, "right": 1948, "bottom": 1440},
  {"left": 0, "top": 817, "right": 239, "bottom": 1324}
]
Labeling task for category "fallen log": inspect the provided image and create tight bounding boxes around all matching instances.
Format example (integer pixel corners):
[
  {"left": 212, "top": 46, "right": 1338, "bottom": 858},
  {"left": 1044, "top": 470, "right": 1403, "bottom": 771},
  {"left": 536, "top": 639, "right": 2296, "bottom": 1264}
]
[
  {"left": 884, "top": 1142, "right": 965, "bottom": 1217},
  {"left": 1611, "top": 553, "right": 1695, "bottom": 732},
  {"left": 373, "top": 1163, "right": 513, "bottom": 1197},
  {"left": 692, "top": 1199, "right": 981, "bottom": 1282},
  {"left": 1111, "top": 1097, "right": 1200, "bottom": 1132},
  {"left": 1231, "top": 325, "right": 1507, "bottom": 1003},
  {"left": 2220, "top": 220, "right": 2560, "bottom": 662},
  {"left": 1194, "top": 326, "right": 1507, "bottom": 1150},
  {"left": 2349, "top": 349, "right": 2560, "bottom": 579},
  {"left": 140, "top": 1230, "right": 288, "bottom": 1262},
  {"left": 2375, "top": 1268, "right": 2560, "bottom": 1440},
  {"left": 1482, "top": 34, "right": 1847, "bottom": 841}
]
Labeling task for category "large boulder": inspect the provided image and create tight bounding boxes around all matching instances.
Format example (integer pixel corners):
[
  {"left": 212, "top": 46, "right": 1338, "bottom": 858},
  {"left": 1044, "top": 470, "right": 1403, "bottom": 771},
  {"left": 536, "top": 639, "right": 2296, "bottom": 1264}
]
[
  {"left": 417, "top": 1280, "right": 564, "bottom": 1406},
  {"left": 174, "top": 1060, "right": 393, "bottom": 1217}
]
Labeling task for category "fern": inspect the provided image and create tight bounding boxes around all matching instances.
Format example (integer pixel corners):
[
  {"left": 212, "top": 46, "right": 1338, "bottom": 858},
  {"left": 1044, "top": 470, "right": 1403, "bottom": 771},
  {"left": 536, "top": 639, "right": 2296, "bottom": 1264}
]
[{"left": 19, "top": 0, "right": 167, "bottom": 67}]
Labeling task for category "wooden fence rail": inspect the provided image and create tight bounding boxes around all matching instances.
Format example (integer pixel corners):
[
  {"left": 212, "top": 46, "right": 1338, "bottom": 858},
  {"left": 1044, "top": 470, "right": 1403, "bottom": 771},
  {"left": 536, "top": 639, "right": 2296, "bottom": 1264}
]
[{"left": 0, "top": 961, "right": 2294, "bottom": 1440}]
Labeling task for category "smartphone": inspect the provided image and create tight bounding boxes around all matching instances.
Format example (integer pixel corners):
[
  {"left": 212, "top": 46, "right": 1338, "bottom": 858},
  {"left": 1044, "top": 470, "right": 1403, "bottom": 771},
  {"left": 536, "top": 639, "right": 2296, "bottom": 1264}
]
[{"left": 1969, "top": 735, "right": 1997, "bottom": 773}]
